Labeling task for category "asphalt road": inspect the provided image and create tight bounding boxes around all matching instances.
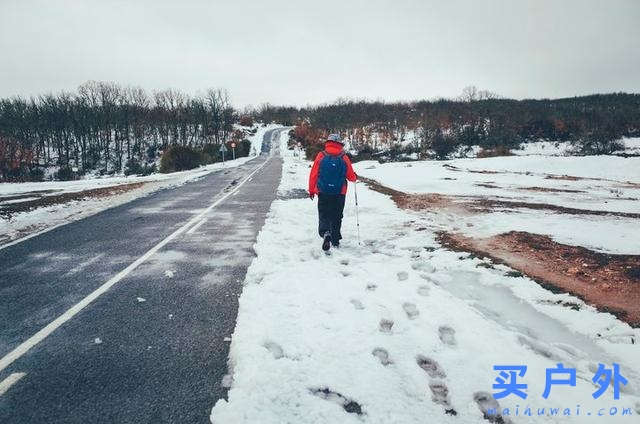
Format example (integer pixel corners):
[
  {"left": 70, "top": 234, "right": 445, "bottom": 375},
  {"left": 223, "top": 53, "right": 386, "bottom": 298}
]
[{"left": 0, "top": 128, "right": 286, "bottom": 423}]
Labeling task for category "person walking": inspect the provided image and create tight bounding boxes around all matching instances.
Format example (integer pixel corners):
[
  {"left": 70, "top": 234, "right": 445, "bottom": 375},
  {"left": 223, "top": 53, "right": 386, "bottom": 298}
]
[{"left": 308, "top": 134, "right": 357, "bottom": 251}]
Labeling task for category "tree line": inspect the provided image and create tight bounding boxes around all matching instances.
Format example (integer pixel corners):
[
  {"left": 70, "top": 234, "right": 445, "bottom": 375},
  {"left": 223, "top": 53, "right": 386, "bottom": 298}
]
[
  {"left": 256, "top": 89, "right": 640, "bottom": 160},
  {"left": 0, "top": 81, "right": 236, "bottom": 181}
]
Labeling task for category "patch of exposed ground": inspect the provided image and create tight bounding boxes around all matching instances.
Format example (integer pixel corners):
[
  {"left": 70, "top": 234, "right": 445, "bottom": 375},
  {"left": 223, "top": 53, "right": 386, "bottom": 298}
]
[
  {"left": 518, "top": 186, "right": 585, "bottom": 193},
  {"left": 360, "top": 176, "right": 640, "bottom": 326},
  {"left": 544, "top": 174, "right": 584, "bottom": 181},
  {"left": 359, "top": 176, "right": 461, "bottom": 212},
  {"left": 469, "top": 198, "right": 640, "bottom": 219},
  {"left": 437, "top": 231, "right": 640, "bottom": 326},
  {"left": 0, "top": 182, "right": 146, "bottom": 218}
]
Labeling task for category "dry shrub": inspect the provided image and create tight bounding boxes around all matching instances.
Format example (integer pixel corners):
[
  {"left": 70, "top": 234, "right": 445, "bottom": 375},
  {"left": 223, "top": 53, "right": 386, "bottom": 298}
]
[
  {"left": 0, "top": 135, "right": 37, "bottom": 182},
  {"left": 291, "top": 121, "right": 328, "bottom": 160},
  {"left": 238, "top": 115, "right": 254, "bottom": 127}
]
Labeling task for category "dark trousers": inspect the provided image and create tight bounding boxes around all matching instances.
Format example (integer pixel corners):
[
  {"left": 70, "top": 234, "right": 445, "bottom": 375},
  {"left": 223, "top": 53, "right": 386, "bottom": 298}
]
[{"left": 317, "top": 193, "right": 346, "bottom": 241}]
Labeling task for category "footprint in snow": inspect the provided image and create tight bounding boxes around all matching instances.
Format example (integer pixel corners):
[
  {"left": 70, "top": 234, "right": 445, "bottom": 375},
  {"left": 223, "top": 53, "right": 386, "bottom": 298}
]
[
  {"left": 417, "top": 285, "right": 430, "bottom": 296},
  {"left": 403, "top": 302, "right": 419, "bottom": 319},
  {"left": 350, "top": 299, "right": 364, "bottom": 310},
  {"left": 340, "top": 259, "right": 349, "bottom": 266},
  {"left": 429, "top": 382, "right": 457, "bottom": 415},
  {"left": 416, "top": 354, "right": 457, "bottom": 415},
  {"left": 416, "top": 355, "right": 446, "bottom": 379},
  {"left": 379, "top": 319, "right": 394, "bottom": 333},
  {"left": 419, "top": 274, "right": 438, "bottom": 284},
  {"left": 397, "top": 271, "right": 409, "bottom": 281},
  {"left": 474, "top": 391, "right": 512, "bottom": 424},
  {"left": 366, "top": 283, "right": 377, "bottom": 291},
  {"left": 372, "top": 348, "right": 392, "bottom": 366},
  {"left": 263, "top": 341, "right": 284, "bottom": 359},
  {"left": 310, "top": 388, "right": 364, "bottom": 415},
  {"left": 438, "top": 326, "right": 457, "bottom": 346},
  {"left": 340, "top": 270, "right": 350, "bottom": 277},
  {"left": 411, "top": 261, "right": 435, "bottom": 273}
]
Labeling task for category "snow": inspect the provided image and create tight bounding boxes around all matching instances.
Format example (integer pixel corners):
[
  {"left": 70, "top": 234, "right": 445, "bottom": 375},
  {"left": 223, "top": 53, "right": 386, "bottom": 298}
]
[
  {"left": 353, "top": 155, "right": 640, "bottom": 254},
  {"left": 0, "top": 156, "right": 255, "bottom": 248},
  {"left": 462, "top": 210, "right": 639, "bottom": 255},
  {"left": 247, "top": 123, "right": 283, "bottom": 156},
  {"left": 487, "top": 138, "right": 640, "bottom": 158},
  {"left": 514, "top": 141, "right": 575, "bottom": 156},
  {"left": 462, "top": 138, "right": 640, "bottom": 158},
  {"left": 618, "top": 137, "right": 640, "bottom": 155},
  {"left": 210, "top": 130, "right": 640, "bottom": 423}
]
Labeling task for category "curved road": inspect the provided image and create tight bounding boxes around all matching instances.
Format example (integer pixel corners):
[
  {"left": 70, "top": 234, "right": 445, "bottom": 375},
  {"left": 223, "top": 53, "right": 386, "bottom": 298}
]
[{"left": 0, "top": 128, "right": 286, "bottom": 423}]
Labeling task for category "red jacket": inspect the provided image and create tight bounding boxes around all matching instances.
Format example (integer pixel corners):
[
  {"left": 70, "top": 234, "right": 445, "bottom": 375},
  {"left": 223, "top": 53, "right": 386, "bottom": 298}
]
[{"left": 309, "top": 141, "right": 357, "bottom": 195}]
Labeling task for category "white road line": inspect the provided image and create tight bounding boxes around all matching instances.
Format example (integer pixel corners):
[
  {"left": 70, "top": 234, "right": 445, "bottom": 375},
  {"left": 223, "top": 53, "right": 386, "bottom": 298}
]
[
  {"left": 0, "top": 372, "right": 26, "bottom": 396},
  {"left": 186, "top": 218, "right": 207, "bottom": 234},
  {"left": 0, "top": 157, "right": 271, "bottom": 374}
]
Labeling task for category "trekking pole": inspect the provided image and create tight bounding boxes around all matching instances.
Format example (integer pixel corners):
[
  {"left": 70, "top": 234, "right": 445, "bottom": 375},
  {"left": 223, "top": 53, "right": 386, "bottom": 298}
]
[{"left": 354, "top": 181, "right": 361, "bottom": 245}]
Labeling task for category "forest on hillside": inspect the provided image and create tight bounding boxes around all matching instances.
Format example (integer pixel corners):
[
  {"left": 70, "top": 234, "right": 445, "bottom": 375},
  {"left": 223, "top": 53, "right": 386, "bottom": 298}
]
[
  {"left": 0, "top": 81, "right": 244, "bottom": 182},
  {"left": 256, "top": 89, "right": 640, "bottom": 160}
]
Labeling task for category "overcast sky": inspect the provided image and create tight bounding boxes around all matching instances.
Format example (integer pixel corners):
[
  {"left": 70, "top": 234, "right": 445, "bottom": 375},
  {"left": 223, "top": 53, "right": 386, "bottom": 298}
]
[{"left": 1, "top": 0, "right": 638, "bottom": 107}]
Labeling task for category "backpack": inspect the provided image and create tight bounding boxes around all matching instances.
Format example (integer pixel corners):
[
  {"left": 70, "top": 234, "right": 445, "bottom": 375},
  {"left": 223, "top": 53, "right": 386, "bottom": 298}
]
[{"left": 317, "top": 151, "right": 347, "bottom": 194}]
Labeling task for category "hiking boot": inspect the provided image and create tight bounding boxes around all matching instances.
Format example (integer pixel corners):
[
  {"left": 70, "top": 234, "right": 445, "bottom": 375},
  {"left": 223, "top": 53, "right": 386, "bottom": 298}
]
[{"left": 322, "top": 232, "right": 332, "bottom": 251}]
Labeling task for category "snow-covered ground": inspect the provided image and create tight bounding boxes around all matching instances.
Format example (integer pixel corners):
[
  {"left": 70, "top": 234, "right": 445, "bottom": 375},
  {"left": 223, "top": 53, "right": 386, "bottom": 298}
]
[
  {"left": 211, "top": 132, "right": 640, "bottom": 423},
  {"left": 616, "top": 137, "right": 640, "bottom": 155},
  {"left": 353, "top": 155, "right": 640, "bottom": 254},
  {"left": 485, "top": 137, "right": 640, "bottom": 157},
  {"left": 512, "top": 141, "right": 576, "bottom": 156}
]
